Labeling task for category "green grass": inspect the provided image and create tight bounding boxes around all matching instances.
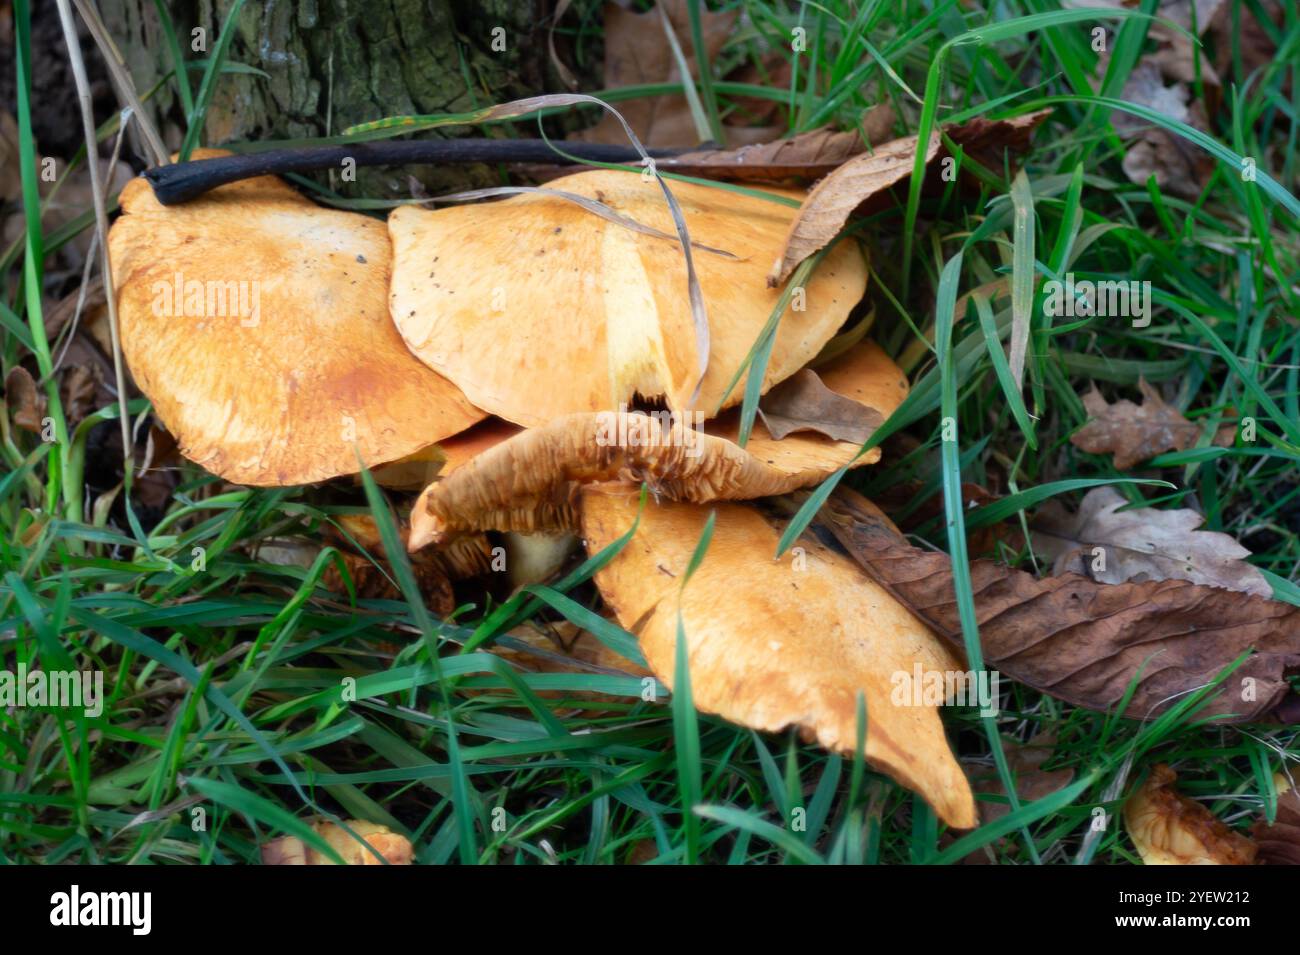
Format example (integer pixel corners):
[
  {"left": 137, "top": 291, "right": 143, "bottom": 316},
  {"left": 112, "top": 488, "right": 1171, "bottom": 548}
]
[{"left": 3, "top": 0, "right": 1299, "bottom": 864}]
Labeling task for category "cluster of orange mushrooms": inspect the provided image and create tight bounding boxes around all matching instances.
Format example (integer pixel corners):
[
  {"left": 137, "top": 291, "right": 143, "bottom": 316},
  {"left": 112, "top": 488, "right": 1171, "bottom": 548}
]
[{"left": 106, "top": 149, "right": 978, "bottom": 828}]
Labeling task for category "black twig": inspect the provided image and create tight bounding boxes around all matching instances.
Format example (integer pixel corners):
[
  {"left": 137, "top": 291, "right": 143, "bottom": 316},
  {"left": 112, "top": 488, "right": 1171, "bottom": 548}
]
[{"left": 144, "top": 139, "right": 685, "bottom": 205}]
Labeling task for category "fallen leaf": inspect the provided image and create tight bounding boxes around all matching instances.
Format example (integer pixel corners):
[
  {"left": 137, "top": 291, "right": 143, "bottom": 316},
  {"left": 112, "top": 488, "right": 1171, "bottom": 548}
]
[
  {"left": 859, "top": 103, "right": 898, "bottom": 146},
  {"left": 488, "top": 619, "right": 653, "bottom": 704},
  {"left": 5, "top": 366, "right": 46, "bottom": 433},
  {"left": 767, "top": 112, "right": 1050, "bottom": 285},
  {"left": 1071, "top": 379, "right": 1205, "bottom": 468},
  {"left": 580, "top": 484, "right": 977, "bottom": 829},
  {"left": 758, "top": 368, "right": 884, "bottom": 442},
  {"left": 767, "top": 132, "right": 938, "bottom": 287},
  {"left": 820, "top": 487, "right": 1300, "bottom": 722},
  {"left": 0, "top": 111, "right": 21, "bottom": 202},
  {"left": 942, "top": 110, "right": 1053, "bottom": 175},
  {"left": 2, "top": 155, "right": 134, "bottom": 270},
  {"left": 722, "top": 55, "right": 792, "bottom": 129},
  {"left": 1112, "top": 59, "right": 1215, "bottom": 199},
  {"left": 61, "top": 364, "right": 98, "bottom": 428},
  {"left": 260, "top": 820, "right": 414, "bottom": 865},
  {"left": 1251, "top": 773, "right": 1300, "bottom": 865},
  {"left": 1208, "top": 0, "right": 1282, "bottom": 87},
  {"left": 1124, "top": 764, "right": 1256, "bottom": 865},
  {"left": 573, "top": 0, "right": 737, "bottom": 148},
  {"left": 1148, "top": 0, "right": 1225, "bottom": 94},
  {"left": 664, "top": 126, "right": 871, "bottom": 182},
  {"left": 1033, "top": 485, "right": 1272, "bottom": 597},
  {"left": 43, "top": 275, "right": 107, "bottom": 343},
  {"left": 958, "top": 731, "right": 1074, "bottom": 862}
]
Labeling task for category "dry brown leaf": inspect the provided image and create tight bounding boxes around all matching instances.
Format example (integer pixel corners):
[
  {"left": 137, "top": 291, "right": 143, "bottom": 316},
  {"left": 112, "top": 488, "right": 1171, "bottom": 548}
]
[
  {"left": 723, "top": 55, "right": 793, "bottom": 129},
  {"left": 663, "top": 126, "right": 870, "bottom": 182},
  {"left": 1251, "top": 772, "right": 1300, "bottom": 865},
  {"left": 261, "top": 820, "right": 413, "bottom": 865},
  {"left": 0, "top": 110, "right": 21, "bottom": 202},
  {"left": 5, "top": 366, "right": 45, "bottom": 433},
  {"left": 489, "top": 620, "right": 652, "bottom": 704},
  {"left": 1112, "top": 59, "right": 1215, "bottom": 198},
  {"left": 767, "top": 112, "right": 1050, "bottom": 285},
  {"left": 1209, "top": 0, "right": 1282, "bottom": 87},
  {"left": 958, "top": 731, "right": 1074, "bottom": 862},
  {"left": 2, "top": 155, "right": 134, "bottom": 270},
  {"left": 1124, "top": 764, "right": 1257, "bottom": 865},
  {"left": 820, "top": 487, "right": 1300, "bottom": 722},
  {"left": 943, "top": 110, "right": 1053, "bottom": 173},
  {"left": 410, "top": 341, "right": 907, "bottom": 547},
  {"left": 767, "top": 132, "right": 938, "bottom": 286},
  {"left": 1033, "top": 485, "right": 1272, "bottom": 596},
  {"left": 1072, "top": 379, "right": 1209, "bottom": 468},
  {"left": 573, "top": 0, "right": 736, "bottom": 148},
  {"left": 1073, "top": 3, "right": 1226, "bottom": 196},
  {"left": 580, "top": 485, "right": 977, "bottom": 828},
  {"left": 860, "top": 103, "right": 898, "bottom": 146},
  {"left": 757, "top": 368, "right": 883, "bottom": 443}
]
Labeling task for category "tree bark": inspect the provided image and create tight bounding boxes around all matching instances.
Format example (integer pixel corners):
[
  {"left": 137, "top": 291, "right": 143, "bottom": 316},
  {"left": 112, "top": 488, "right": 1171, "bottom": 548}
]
[{"left": 100, "top": 0, "right": 587, "bottom": 196}]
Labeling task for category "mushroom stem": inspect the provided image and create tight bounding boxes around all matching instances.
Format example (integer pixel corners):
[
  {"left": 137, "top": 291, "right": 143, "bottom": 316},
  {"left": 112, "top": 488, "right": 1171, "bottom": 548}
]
[{"left": 144, "top": 140, "right": 685, "bottom": 205}]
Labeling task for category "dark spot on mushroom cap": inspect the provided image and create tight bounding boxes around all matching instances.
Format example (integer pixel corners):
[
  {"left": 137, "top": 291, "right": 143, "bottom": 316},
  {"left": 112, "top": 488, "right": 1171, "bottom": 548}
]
[{"left": 356, "top": 254, "right": 367, "bottom": 264}]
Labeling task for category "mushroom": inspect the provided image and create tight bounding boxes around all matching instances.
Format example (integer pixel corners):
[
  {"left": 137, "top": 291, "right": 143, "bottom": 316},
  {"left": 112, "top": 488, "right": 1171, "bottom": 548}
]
[
  {"left": 107, "top": 149, "right": 485, "bottom": 486},
  {"left": 260, "top": 820, "right": 413, "bottom": 866},
  {"left": 387, "top": 169, "right": 868, "bottom": 427},
  {"left": 1124, "top": 764, "right": 1257, "bottom": 865},
  {"left": 579, "top": 484, "right": 977, "bottom": 829},
  {"left": 408, "top": 340, "right": 905, "bottom": 547}
]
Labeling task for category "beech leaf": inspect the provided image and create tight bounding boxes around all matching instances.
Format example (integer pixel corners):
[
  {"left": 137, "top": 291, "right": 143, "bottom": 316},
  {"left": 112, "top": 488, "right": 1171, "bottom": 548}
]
[{"left": 767, "top": 132, "right": 938, "bottom": 287}]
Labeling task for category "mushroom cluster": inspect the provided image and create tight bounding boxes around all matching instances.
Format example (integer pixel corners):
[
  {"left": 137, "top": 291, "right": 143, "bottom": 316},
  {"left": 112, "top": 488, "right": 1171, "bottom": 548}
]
[{"left": 107, "top": 153, "right": 976, "bottom": 828}]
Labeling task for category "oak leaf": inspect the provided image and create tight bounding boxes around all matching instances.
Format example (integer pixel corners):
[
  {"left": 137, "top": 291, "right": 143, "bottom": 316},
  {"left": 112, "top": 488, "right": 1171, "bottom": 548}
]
[
  {"left": 1032, "top": 485, "right": 1272, "bottom": 597},
  {"left": 1071, "top": 379, "right": 1222, "bottom": 469}
]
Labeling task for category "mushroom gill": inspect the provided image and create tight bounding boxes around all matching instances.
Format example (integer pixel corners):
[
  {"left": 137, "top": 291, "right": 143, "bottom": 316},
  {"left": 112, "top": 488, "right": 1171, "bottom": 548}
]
[{"left": 409, "top": 340, "right": 905, "bottom": 547}]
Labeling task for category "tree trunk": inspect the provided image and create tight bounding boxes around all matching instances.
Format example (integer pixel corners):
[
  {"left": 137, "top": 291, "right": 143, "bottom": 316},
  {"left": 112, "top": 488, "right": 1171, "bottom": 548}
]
[{"left": 100, "top": 0, "right": 586, "bottom": 197}]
